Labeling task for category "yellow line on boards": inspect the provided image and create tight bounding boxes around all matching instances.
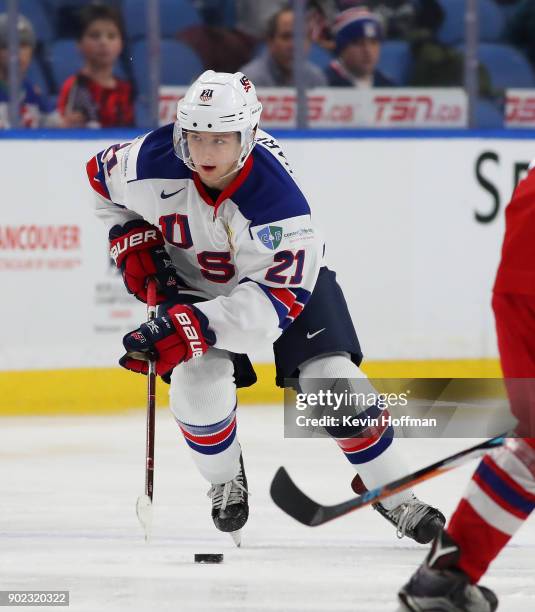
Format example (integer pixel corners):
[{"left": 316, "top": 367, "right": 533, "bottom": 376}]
[{"left": 0, "top": 359, "right": 501, "bottom": 416}]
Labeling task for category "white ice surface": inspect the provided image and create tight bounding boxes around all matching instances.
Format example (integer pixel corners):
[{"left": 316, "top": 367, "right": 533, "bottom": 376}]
[{"left": 1, "top": 405, "right": 534, "bottom": 612}]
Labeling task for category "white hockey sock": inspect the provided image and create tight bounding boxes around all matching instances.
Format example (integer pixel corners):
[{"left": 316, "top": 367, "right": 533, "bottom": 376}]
[
  {"left": 298, "top": 353, "right": 413, "bottom": 510},
  {"left": 170, "top": 348, "right": 242, "bottom": 484}
]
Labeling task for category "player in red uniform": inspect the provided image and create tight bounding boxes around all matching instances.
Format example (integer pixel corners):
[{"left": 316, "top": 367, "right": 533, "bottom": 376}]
[{"left": 397, "top": 166, "right": 535, "bottom": 611}]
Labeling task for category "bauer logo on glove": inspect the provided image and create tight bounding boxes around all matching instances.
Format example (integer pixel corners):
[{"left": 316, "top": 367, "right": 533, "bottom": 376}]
[
  {"left": 120, "top": 304, "right": 216, "bottom": 377},
  {"left": 109, "top": 228, "right": 160, "bottom": 264},
  {"left": 109, "top": 220, "right": 186, "bottom": 304}
]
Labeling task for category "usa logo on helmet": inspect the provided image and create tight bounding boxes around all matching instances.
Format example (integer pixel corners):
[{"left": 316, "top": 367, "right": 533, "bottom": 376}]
[
  {"left": 200, "top": 89, "right": 214, "bottom": 102},
  {"left": 240, "top": 75, "right": 252, "bottom": 93}
]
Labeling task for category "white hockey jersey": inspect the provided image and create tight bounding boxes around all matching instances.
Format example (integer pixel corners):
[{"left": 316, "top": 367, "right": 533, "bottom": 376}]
[{"left": 86, "top": 125, "right": 323, "bottom": 354}]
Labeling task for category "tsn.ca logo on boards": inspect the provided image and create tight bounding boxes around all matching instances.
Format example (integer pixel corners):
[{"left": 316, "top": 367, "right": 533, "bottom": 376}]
[
  {"left": 505, "top": 95, "right": 535, "bottom": 125},
  {"left": 373, "top": 95, "right": 463, "bottom": 124},
  {"left": 258, "top": 94, "right": 353, "bottom": 124}
]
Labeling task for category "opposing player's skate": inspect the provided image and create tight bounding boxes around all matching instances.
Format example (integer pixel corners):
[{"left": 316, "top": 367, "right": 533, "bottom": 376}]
[
  {"left": 208, "top": 454, "right": 249, "bottom": 546},
  {"left": 397, "top": 531, "right": 498, "bottom": 611},
  {"left": 351, "top": 474, "right": 445, "bottom": 544}
]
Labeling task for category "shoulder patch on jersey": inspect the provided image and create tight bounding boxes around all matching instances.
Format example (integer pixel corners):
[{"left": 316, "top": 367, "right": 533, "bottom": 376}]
[
  {"left": 250, "top": 215, "right": 316, "bottom": 253},
  {"left": 230, "top": 138, "right": 310, "bottom": 226},
  {"left": 135, "top": 123, "right": 191, "bottom": 182}
]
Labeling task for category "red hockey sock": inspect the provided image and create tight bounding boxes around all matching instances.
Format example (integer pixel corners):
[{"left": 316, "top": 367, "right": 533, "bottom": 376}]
[
  {"left": 448, "top": 442, "right": 535, "bottom": 583},
  {"left": 448, "top": 499, "right": 511, "bottom": 582}
]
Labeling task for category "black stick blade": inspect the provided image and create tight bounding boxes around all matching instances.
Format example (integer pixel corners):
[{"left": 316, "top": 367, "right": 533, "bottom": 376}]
[
  {"left": 270, "top": 435, "right": 506, "bottom": 528},
  {"left": 270, "top": 467, "right": 325, "bottom": 526}
]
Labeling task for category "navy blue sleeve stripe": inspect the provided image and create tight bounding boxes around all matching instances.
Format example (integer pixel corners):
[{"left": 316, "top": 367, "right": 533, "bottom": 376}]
[
  {"left": 230, "top": 143, "right": 310, "bottom": 226},
  {"left": 135, "top": 124, "right": 191, "bottom": 181}
]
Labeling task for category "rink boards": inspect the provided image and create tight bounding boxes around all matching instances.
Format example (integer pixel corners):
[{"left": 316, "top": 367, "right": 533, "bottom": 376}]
[{"left": 0, "top": 128, "right": 528, "bottom": 414}]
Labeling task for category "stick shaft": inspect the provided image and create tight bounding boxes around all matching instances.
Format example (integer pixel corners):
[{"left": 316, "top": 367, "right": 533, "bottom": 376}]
[{"left": 145, "top": 279, "right": 157, "bottom": 501}]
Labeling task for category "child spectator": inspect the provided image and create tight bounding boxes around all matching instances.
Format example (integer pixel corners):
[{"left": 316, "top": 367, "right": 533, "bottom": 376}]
[
  {"left": 0, "top": 13, "right": 56, "bottom": 128},
  {"left": 58, "top": 4, "right": 134, "bottom": 128}
]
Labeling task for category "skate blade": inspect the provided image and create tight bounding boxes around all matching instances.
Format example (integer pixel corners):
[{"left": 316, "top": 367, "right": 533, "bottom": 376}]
[
  {"left": 229, "top": 530, "right": 241, "bottom": 547},
  {"left": 136, "top": 494, "right": 153, "bottom": 542},
  {"left": 395, "top": 594, "right": 416, "bottom": 612}
]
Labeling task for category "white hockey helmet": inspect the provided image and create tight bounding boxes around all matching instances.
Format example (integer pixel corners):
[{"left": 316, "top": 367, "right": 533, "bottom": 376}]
[{"left": 173, "top": 70, "right": 263, "bottom": 172}]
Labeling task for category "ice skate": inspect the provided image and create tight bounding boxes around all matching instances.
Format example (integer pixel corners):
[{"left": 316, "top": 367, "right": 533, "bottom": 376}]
[
  {"left": 398, "top": 531, "right": 498, "bottom": 611},
  {"left": 207, "top": 454, "right": 248, "bottom": 544},
  {"left": 351, "top": 474, "right": 445, "bottom": 543},
  {"left": 398, "top": 565, "right": 498, "bottom": 611}
]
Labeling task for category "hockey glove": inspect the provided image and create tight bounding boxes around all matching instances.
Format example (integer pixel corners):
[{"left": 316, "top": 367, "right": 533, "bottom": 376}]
[
  {"left": 109, "top": 219, "right": 182, "bottom": 303},
  {"left": 119, "top": 304, "right": 215, "bottom": 377}
]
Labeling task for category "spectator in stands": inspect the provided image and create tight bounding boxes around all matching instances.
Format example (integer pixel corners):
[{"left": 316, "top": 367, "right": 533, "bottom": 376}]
[
  {"left": 404, "top": 4, "right": 493, "bottom": 96},
  {"left": 239, "top": 6, "right": 327, "bottom": 87},
  {"left": 233, "top": 0, "right": 337, "bottom": 47},
  {"left": 58, "top": 4, "right": 134, "bottom": 128},
  {"left": 181, "top": 0, "right": 287, "bottom": 74},
  {"left": 0, "top": 13, "right": 56, "bottom": 128},
  {"left": 234, "top": 0, "right": 289, "bottom": 40},
  {"left": 325, "top": 8, "right": 393, "bottom": 87},
  {"left": 183, "top": 1, "right": 335, "bottom": 75},
  {"left": 507, "top": 0, "right": 535, "bottom": 70}
]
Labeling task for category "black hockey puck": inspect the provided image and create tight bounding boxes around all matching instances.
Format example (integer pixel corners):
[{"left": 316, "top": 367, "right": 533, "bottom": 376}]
[{"left": 194, "top": 553, "right": 224, "bottom": 564}]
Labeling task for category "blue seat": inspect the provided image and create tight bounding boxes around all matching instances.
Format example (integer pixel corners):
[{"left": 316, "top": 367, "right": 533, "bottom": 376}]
[
  {"left": 195, "top": 0, "right": 236, "bottom": 27},
  {"left": 48, "top": 39, "right": 127, "bottom": 90},
  {"left": 437, "top": 0, "right": 505, "bottom": 45},
  {"left": 123, "top": 0, "right": 201, "bottom": 40},
  {"left": 0, "top": 0, "right": 54, "bottom": 43},
  {"left": 308, "top": 43, "right": 333, "bottom": 70},
  {"left": 475, "top": 97, "right": 503, "bottom": 128},
  {"left": 474, "top": 43, "right": 535, "bottom": 89},
  {"left": 131, "top": 39, "right": 203, "bottom": 91},
  {"left": 377, "top": 41, "right": 412, "bottom": 85},
  {"left": 48, "top": 39, "right": 83, "bottom": 88}
]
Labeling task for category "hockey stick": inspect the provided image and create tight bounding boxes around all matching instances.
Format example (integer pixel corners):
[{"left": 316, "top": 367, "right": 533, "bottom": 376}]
[
  {"left": 136, "top": 278, "right": 158, "bottom": 541},
  {"left": 270, "top": 434, "right": 506, "bottom": 527}
]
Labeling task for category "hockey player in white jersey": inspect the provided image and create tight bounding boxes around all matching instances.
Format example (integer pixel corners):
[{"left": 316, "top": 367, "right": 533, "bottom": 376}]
[{"left": 87, "top": 71, "right": 444, "bottom": 544}]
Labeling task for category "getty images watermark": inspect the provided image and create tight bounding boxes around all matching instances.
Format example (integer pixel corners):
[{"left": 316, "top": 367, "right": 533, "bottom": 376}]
[
  {"left": 293, "top": 388, "right": 435, "bottom": 429},
  {"left": 283, "top": 378, "right": 519, "bottom": 439}
]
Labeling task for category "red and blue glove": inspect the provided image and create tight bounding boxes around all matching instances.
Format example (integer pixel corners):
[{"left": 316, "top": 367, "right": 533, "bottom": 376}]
[
  {"left": 119, "top": 304, "right": 216, "bottom": 377},
  {"left": 109, "top": 219, "right": 183, "bottom": 303}
]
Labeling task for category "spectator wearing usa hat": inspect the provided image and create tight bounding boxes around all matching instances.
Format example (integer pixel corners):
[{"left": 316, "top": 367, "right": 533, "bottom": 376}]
[{"left": 325, "top": 8, "right": 393, "bottom": 87}]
